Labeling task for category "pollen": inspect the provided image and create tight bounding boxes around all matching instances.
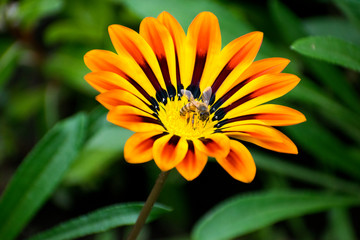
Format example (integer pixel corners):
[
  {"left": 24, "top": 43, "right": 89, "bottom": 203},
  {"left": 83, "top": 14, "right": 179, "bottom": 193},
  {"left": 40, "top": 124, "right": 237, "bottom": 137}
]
[{"left": 157, "top": 97, "right": 215, "bottom": 139}]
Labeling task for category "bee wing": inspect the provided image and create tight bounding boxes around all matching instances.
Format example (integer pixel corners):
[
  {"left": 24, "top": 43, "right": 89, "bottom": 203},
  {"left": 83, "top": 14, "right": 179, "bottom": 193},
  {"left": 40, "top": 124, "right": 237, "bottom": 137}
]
[
  {"left": 181, "top": 89, "right": 195, "bottom": 102},
  {"left": 201, "top": 86, "right": 212, "bottom": 106}
]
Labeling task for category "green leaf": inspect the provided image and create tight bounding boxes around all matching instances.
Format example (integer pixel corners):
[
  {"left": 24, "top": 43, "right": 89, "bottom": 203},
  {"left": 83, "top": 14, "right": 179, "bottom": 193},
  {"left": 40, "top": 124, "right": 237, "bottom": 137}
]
[
  {"left": 328, "top": 208, "right": 357, "bottom": 240},
  {"left": 252, "top": 151, "right": 360, "bottom": 195},
  {"left": 64, "top": 123, "right": 133, "bottom": 186},
  {"left": 192, "top": 191, "right": 360, "bottom": 240},
  {"left": 44, "top": 47, "right": 95, "bottom": 94},
  {"left": 269, "top": 0, "right": 307, "bottom": 44},
  {"left": 291, "top": 36, "right": 360, "bottom": 72},
  {"left": 17, "top": 0, "right": 64, "bottom": 29},
  {"left": 304, "top": 17, "right": 360, "bottom": 45},
  {"left": 28, "top": 203, "right": 171, "bottom": 240},
  {"left": 303, "top": 59, "right": 360, "bottom": 113},
  {"left": 285, "top": 116, "right": 360, "bottom": 179},
  {"left": 0, "top": 113, "right": 87, "bottom": 240},
  {"left": 333, "top": 0, "right": 360, "bottom": 30},
  {"left": 0, "top": 42, "right": 21, "bottom": 89}
]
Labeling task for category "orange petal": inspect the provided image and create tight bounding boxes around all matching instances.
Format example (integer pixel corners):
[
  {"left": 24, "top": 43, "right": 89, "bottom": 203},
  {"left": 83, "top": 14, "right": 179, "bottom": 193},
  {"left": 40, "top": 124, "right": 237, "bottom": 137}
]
[
  {"left": 85, "top": 71, "right": 151, "bottom": 105},
  {"left": 223, "top": 125, "right": 298, "bottom": 154},
  {"left": 84, "top": 50, "right": 157, "bottom": 98},
  {"left": 184, "top": 12, "right": 221, "bottom": 94},
  {"left": 107, "top": 105, "right": 164, "bottom": 132},
  {"left": 219, "top": 104, "right": 306, "bottom": 128},
  {"left": 153, "top": 134, "right": 188, "bottom": 171},
  {"left": 124, "top": 132, "right": 165, "bottom": 164},
  {"left": 216, "top": 140, "right": 256, "bottom": 183},
  {"left": 176, "top": 140, "right": 208, "bottom": 181},
  {"left": 194, "top": 133, "right": 230, "bottom": 158},
  {"left": 215, "top": 73, "right": 300, "bottom": 120},
  {"left": 96, "top": 89, "right": 153, "bottom": 113},
  {"left": 202, "top": 31, "right": 263, "bottom": 94},
  {"left": 140, "top": 17, "right": 177, "bottom": 97},
  {"left": 157, "top": 11, "right": 186, "bottom": 92},
  {"left": 108, "top": 24, "right": 168, "bottom": 101},
  {"left": 215, "top": 57, "right": 290, "bottom": 101}
]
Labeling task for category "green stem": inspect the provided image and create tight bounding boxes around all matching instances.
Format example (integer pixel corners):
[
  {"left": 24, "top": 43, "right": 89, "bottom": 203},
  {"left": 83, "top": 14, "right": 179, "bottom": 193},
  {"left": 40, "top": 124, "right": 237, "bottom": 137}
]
[{"left": 127, "top": 171, "right": 170, "bottom": 240}]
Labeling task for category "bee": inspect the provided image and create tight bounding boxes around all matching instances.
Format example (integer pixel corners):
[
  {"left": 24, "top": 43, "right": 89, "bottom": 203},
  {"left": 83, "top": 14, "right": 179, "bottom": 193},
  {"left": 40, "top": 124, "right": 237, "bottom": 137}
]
[{"left": 180, "top": 87, "right": 212, "bottom": 122}]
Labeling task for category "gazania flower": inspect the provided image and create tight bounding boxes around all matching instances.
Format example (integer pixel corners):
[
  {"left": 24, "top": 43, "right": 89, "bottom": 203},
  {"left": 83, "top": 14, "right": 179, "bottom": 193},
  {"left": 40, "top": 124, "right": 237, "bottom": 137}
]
[{"left": 84, "top": 11, "right": 305, "bottom": 182}]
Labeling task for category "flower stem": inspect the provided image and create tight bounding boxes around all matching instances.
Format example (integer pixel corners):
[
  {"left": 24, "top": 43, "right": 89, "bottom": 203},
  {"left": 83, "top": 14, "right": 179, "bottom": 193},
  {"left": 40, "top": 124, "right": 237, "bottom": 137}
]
[{"left": 127, "top": 171, "right": 170, "bottom": 240}]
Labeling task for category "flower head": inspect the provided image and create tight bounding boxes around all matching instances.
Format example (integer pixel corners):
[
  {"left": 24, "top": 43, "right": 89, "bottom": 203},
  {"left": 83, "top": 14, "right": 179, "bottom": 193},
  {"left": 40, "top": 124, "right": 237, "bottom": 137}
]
[{"left": 84, "top": 11, "right": 305, "bottom": 182}]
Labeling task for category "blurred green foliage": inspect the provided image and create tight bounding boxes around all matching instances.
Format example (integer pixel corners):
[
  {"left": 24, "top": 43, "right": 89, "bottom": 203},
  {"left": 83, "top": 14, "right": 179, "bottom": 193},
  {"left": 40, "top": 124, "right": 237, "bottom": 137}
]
[{"left": 0, "top": 0, "right": 360, "bottom": 239}]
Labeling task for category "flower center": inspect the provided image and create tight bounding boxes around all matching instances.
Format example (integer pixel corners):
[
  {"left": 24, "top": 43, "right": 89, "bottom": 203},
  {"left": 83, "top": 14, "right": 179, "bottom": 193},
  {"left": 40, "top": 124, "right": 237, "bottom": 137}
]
[{"left": 158, "top": 97, "right": 215, "bottom": 139}]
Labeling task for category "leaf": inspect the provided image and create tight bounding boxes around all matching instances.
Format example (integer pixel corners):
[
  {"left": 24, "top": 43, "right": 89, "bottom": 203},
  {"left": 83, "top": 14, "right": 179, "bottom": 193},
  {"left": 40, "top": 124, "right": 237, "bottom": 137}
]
[
  {"left": 0, "top": 42, "right": 21, "bottom": 89},
  {"left": 27, "top": 203, "right": 171, "bottom": 240},
  {"left": 192, "top": 191, "right": 360, "bottom": 240},
  {"left": 303, "top": 59, "right": 360, "bottom": 113},
  {"left": 269, "top": 0, "right": 307, "bottom": 44},
  {"left": 64, "top": 123, "right": 133, "bottom": 186},
  {"left": 252, "top": 150, "right": 360, "bottom": 195},
  {"left": 0, "top": 113, "right": 87, "bottom": 240},
  {"left": 6, "top": 87, "right": 44, "bottom": 120},
  {"left": 44, "top": 47, "right": 95, "bottom": 94},
  {"left": 285, "top": 116, "right": 360, "bottom": 180},
  {"left": 17, "top": 0, "right": 64, "bottom": 29},
  {"left": 328, "top": 208, "right": 357, "bottom": 240},
  {"left": 291, "top": 36, "right": 360, "bottom": 72},
  {"left": 333, "top": 0, "right": 360, "bottom": 30},
  {"left": 304, "top": 17, "right": 360, "bottom": 45}
]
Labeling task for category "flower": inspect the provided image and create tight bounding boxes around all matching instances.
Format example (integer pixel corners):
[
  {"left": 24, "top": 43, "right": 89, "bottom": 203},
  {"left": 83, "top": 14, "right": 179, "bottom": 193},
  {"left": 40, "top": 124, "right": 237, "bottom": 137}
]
[{"left": 84, "top": 11, "right": 305, "bottom": 182}]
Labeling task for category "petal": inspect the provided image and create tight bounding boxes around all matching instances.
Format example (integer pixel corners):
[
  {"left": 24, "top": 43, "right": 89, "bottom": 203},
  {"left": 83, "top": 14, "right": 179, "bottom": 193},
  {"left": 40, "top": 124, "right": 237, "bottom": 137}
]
[
  {"left": 185, "top": 12, "right": 221, "bottom": 98},
  {"left": 216, "top": 140, "right": 256, "bottom": 183},
  {"left": 85, "top": 71, "right": 151, "bottom": 105},
  {"left": 124, "top": 132, "right": 165, "bottom": 164},
  {"left": 140, "top": 17, "right": 177, "bottom": 97},
  {"left": 107, "top": 105, "right": 164, "bottom": 132},
  {"left": 153, "top": 134, "right": 188, "bottom": 171},
  {"left": 202, "top": 31, "right": 263, "bottom": 95},
  {"left": 96, "top": 89, "right": 154, "bottom": 113},
  {"left": 213, "top": 73, "right": 300, "bottom": 121},
  {"left": 194, "top": 133, "right": 230, "bottom": 158},
  {"left": 217, "top": 104, "right": 306, "bottom": 128},
  {"left": 214, "top": 57, "right": 290, "bottom": 103},
  {"left": 223, "top": 125, "right": 298, "bottom": 154},
  {"left": 157, "top": 11, "right": 186, "bottom": 93},
  {"left": 176, "top": 140, "right": 208, "bottom": 181},
  {"left": 84, "top": 50, "right": 157, "bottom": 99},
  {"left": 108, "top": 24, "right": 168, "bottom": 102}
]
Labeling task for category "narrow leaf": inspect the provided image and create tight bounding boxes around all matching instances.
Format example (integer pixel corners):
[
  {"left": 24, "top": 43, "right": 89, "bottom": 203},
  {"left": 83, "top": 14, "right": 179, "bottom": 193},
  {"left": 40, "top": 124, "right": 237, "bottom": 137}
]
[
  {"left": 17, "top": 0, "right": 64, "bottom": 29},
  {"left": 253, "top": 151, "right": 360, "bottom": 195},
  {"left": 285, "top": 116, "right": 360, "bottom": 179},
  {"left": 333, "top": 0, "right": 360, "bottom": 30},
  {"left": 291, "top": 36, "right": 360, "bottom": 72},
  {"left": 328, "top": 208, "right": 357, "bottom": 240},
  {"left": 304, "top": 17, "right": 360, "bottom": 45},
  {"left": 269, "top": 0, "right": 306, "bottom": 43},
  {"left": 0, "top": 113, "right": 87, "bottom": 240},
  {"left": 64, "top": 124, "right": 133, "bottom": 186},
  {"left": 28, "top": 203, "right": 171, "bottom": 240},
  {"left": 0, "top": 42, "right": 21, "bottom": 89},
  {"left": 192, "top": 191, "right": 360, "bottom": 240}
]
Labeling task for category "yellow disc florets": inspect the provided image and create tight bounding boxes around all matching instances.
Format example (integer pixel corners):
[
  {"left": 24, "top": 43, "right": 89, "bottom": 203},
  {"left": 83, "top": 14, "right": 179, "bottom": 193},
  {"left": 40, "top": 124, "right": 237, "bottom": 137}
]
[{"left": 158, "top": 97, "right": 215, "bottom": 140}]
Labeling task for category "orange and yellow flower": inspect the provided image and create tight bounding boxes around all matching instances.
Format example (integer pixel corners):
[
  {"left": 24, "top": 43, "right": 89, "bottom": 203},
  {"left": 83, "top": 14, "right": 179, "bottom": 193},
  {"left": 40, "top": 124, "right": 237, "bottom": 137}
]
[{"left": 84, "top": 11, "right": 305, "bottom": 182}]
